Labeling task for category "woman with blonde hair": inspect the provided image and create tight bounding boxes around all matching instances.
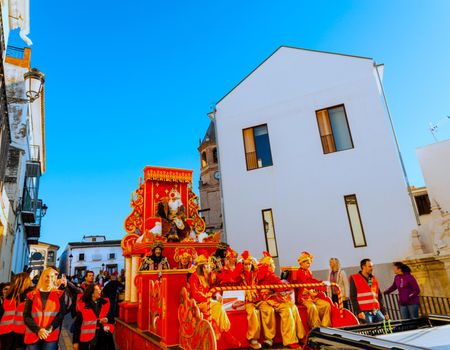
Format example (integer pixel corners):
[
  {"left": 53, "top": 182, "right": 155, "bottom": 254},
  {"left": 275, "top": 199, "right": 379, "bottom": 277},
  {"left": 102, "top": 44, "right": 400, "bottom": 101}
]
[
  {"left": 23, "top": 267, "right": 66, "bottom": 350},
  {"left": 328, "top": 258, "right": 350, "bottom": 309},
  {"left": 0, "top": 273, "right": 33, "bottom": 350}
]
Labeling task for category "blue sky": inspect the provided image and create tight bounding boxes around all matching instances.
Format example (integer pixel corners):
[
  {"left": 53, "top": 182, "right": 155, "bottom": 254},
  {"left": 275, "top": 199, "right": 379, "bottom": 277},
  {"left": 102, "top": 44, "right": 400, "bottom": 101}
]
[{"left": 11, "top": 0, "right": 450, "bottom": 252}]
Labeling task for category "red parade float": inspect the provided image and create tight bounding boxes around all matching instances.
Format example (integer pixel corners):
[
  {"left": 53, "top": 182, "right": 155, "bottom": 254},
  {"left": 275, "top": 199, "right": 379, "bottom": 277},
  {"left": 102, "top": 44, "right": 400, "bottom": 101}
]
[{"left": 115, "top": 166, "right": 359, "bottom": 350}]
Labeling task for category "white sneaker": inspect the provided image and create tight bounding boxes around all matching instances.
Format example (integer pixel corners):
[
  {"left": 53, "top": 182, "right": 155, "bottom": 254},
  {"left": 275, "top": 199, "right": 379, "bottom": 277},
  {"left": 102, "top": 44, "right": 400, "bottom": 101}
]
[{"left": 250, "top": 339, "right": 262, "bottom": 349}]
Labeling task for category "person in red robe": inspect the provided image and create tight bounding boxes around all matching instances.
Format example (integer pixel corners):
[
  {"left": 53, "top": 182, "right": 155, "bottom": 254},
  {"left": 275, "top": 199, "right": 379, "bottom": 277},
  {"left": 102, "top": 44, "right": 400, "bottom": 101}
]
[
  {"left": 258, "top": 252, "right": 305, "bottom": 349},
  {"left": 296, "top": 251, "right": 331, "bottom": 328}
]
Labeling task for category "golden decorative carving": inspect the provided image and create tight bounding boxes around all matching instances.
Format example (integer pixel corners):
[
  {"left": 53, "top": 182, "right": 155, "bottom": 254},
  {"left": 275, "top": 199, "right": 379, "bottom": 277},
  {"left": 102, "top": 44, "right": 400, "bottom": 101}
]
[
  {"left": 145, "top": 167, "right": 193, "bottom": 183},
  {"left": 187, "top": 185, "right": 206, "bottom": 234},
  {"left": 178, "top": 287, "right": 216, "bottom": 350},
  {"left": 121, "top": 233, "right": 140, "bottom": 255},
  {"left": 124, "top": 182, "right": 145, "bottom": 235}
]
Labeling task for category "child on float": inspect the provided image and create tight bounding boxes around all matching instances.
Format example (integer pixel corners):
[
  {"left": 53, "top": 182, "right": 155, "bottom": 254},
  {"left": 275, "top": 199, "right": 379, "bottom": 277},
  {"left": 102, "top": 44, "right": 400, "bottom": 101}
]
[
  {"left": 188, "top": 252, "right": 241, "bottom": 347},
  {"left": 258, "top": 252, "right": 305, "bottom": 349},
  {"left": 296, "top": 251, "right": 331, "bottom": 328},
  {"left": 236, "top": 250, "right": 275, "bottom": 350},
  {"left": 217, "top": 247, "right": 239, "bottom": 285}
]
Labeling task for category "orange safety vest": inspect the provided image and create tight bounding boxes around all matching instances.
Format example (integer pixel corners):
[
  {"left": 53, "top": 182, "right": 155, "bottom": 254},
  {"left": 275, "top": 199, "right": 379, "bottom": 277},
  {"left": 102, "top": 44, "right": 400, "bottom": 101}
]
[
  {"left": 0, "top": 299, "right": 16, "bottom": 334},
  {"left": 13, "top": 301, "right": 27, "bottom": 334},
  {"left": 24, "top": 290, "right": 62, "bottom": 344},
  {"left": 352, "top": 273, "right": 380, "bottom": 311},
  {"left": 79, "top": 298, "right": 114, "bottom": 342}
]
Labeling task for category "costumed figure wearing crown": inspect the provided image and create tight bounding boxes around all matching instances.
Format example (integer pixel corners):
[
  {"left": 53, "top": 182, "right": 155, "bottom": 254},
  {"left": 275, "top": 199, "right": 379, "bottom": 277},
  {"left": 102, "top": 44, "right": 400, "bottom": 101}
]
[
  {"left": 236, "top": 251, "right": 275, "bottom": 350},
  {"left": 174, "top": 247, "right": 197, "bottom": 270},
  {"left": 258, "top": 252, "right": 305, "bottom": 349},
  {"left": 157, "top": 188, "right": 191, "bottom": 242},
  {"left": 217, "top": 247, "right": 239, "bottom": 286},
  {"left": 187, "top": 252, "right": 241, "bottom": 347},
  {"left": 139, "top": 242, "right": 170, "bottom": 271},
  {"left": 296, "top": 252, "right": 331, "bottom": 328}
]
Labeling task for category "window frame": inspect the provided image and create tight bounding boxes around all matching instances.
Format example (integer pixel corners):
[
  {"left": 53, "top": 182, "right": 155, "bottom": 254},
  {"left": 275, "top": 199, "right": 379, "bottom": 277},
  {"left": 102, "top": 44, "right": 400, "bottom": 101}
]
[
  {"left": 201, "top": 151, "right": 207, "bottom": 168},
  {"left": 315, "top": 104, "right": 354, "bottom": 154},
  {"left": 261, "top": 208, "right": 279, "bottom": 258},
  {"left": 78, "top": 253, "right": 85, "bottom": 261},
  {"left": 242, "top": 123, "right": 274, "bottom": 171},
  {"left": 344, "top": 194, "right": 367, "bottom": 248}
]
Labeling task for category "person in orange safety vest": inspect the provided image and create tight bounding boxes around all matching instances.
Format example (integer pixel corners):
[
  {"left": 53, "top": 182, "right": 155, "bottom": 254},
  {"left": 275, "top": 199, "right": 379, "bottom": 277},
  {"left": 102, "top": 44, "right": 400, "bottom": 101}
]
[
  {"left": 23, "top": 267, "right": 66, "bottom": 350},
  {"left": 0, "top": 272, "right": 33, "bottom": 349},
  {"left": 349, "top": 258, "right": 389, "bottom": 324},
  {"left": 73, "top": 284, "right": 115, "bottom": 350}
]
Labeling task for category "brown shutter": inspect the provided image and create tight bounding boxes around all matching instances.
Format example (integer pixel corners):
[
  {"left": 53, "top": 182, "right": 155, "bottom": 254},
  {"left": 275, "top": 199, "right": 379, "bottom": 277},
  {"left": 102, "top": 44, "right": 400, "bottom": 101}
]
[
  {"left": 316, "top": 109, "right": 336, "bottom": 154},
  {"left": 243, "top": 128, "right": 258, "bottom": 170}
]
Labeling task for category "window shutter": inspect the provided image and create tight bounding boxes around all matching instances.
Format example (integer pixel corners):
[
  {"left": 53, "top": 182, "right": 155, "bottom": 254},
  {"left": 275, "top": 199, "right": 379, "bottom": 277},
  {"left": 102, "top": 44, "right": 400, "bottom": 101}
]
[
  {"left": 316, "top": 109, "right": 336, "bottom": 153},
  {"left": 243, "top": 128, "right": 258, "bottom": 170}
]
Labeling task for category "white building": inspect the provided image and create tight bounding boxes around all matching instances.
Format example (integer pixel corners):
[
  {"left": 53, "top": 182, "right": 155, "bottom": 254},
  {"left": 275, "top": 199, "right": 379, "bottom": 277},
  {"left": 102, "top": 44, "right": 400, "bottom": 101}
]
[
  {"left": 59, "top": 235, "right": 124, "bottom": 278},
  {"left": 28, "top": 241, "right": 59, "bottom": 278},
  {"left": 212, "top": 46, "right": 418, "bottom": 273},
  {"left": 414, "top": 138, "right": 450, "bottom": 254},
  {"left": 0, "top": 0, "right": 47, "bottom": 282}
]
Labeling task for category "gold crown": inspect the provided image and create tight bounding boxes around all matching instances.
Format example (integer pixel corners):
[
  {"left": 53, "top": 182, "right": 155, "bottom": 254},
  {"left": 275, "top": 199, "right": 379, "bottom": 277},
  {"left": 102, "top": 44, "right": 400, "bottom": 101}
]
[{"left": 297, "top": 251, "right": 314, "bottom": 264}]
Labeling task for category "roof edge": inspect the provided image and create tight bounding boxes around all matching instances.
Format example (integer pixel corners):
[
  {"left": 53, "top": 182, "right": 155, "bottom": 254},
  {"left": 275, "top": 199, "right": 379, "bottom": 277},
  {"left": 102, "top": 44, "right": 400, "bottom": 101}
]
[{"left": 215, "top": 45, "right": 374, "bottom": 107}]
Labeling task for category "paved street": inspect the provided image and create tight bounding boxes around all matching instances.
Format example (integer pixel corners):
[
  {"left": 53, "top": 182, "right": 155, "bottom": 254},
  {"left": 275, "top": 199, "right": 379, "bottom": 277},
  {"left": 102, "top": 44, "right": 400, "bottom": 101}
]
[{"left": 59, "top": 315, "right": 73, "bottom": 350}]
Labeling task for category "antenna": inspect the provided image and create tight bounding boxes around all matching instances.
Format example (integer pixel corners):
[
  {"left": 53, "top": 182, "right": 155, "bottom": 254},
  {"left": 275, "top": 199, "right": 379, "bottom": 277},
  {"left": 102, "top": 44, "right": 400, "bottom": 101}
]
[{"left": 429, "top": 116, "right": 450, "bottom": 142}]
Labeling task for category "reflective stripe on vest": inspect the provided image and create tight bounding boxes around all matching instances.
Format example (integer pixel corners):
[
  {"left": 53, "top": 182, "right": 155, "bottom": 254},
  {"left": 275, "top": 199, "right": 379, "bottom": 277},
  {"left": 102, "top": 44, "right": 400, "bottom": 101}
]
[
  {"left": 13, "top": 302, "right": 26, "bottom": 334},
  {"left": 24, "top": 290, "right": 61, "bottom": 344},
  {"left": 352, "top": 273, "right": 380, "bottom": 311},
  {"left": 0, "top": 300, "right": 16, "bottom": 335}
]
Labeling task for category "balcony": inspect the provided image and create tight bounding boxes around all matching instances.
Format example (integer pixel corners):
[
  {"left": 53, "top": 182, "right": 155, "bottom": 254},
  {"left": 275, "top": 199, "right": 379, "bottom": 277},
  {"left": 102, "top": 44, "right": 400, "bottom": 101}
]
[
  {"left": 21, "top": 145, "right": 42, "bottom": 223},
  {"left": 6, "top": 46, "right": 25, "bottom": 59},
  {"left": 24, "top": 199, "right": 46, "bottom": 243}
]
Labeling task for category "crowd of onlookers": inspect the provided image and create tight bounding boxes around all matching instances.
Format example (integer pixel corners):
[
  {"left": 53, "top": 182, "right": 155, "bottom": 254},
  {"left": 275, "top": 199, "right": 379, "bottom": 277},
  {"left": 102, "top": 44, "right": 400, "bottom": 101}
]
[
  {"left": 1, "top": 250, "right": 421, "bottom": 350},
  {"left": 0, "top": 268, "right": 124, "bottom": 350}
]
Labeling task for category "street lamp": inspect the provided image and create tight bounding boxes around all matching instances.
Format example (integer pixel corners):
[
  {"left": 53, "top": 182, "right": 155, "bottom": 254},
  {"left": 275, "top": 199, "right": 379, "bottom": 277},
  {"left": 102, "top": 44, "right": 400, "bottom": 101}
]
[
  {"left": 41, "top": 203, "right": 48, "bottom": 217},
  {"left": 24, "top": 68, "right": 45, "bottom": 102},
  {"left": 7, "top": 68, "right": 45, "bottom": 104},
  {"left": 68, "top": 253, "right": 73, "bottom": 277}
]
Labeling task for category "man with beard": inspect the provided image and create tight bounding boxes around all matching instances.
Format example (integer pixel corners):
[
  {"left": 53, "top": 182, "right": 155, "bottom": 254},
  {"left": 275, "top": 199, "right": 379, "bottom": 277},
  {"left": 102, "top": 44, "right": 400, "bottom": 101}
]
[
  {"left": 157, "top": 188, "right": 191, "bottom": 241},
  {"left": 139, "top": 242, "right": 170, "bottom": 271}
]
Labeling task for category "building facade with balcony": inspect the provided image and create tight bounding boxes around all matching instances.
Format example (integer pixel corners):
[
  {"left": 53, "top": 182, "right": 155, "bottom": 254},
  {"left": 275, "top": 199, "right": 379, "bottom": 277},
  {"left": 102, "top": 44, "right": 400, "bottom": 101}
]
[
  {"left": 59, "top": 235, "right": 124, "bottom": 278},
  {"left": 0, "top": 0, "right": 47, "bottom": 282},
  {"left": 28, "top": 241, "right": 59, "bottom": 278},
  {"left": 211, "top": 47, "right": 418, "bottom": 279}
]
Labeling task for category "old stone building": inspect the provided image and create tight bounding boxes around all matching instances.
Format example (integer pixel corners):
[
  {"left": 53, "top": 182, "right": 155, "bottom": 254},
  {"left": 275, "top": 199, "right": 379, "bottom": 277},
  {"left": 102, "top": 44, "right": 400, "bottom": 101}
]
[{"left": 198, "top": 121, "right": 222, "bottom": 231}]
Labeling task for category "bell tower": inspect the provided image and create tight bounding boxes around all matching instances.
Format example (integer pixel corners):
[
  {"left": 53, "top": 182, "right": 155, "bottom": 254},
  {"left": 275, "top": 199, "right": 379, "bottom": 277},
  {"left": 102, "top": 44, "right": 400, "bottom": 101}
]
[{"left": 198, "top": 121, "right": 222, "bottom": 231}]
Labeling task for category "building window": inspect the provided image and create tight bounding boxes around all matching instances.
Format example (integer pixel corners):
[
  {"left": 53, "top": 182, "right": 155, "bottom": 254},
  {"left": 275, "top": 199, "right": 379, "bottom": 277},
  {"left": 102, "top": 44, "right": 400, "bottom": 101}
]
[
  {"left": 47, "top": 251, "right": 55, "bottom": 263},
  {"left": 415, "top": 194, "right": 431, "bottom": 215},
  {"left": 201, "top": 152, "right": 207, "bottom": 168},
  {"left": 316, "top": 105, "right": 354, "bottom": 154},
  {"left": 243, "top": 124, "right": 273, "bottom": 170},
  {"left": 262, "top": 209, "right": 278, "bottom": 257},
  {"left": 78, "top": 253, "right": 85, "bottom": 261},
  {"left": 212, "top": 148, "right": 218, "bottom": 164},
  {"left": 109, "top": 253, "right": 115, "bottom": 260},
  {"left": 92, "top": 237, "right": 96, "bottom": 242},
  {"left": 344, "top": 195, "right": 367, "bottom": 247}
]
